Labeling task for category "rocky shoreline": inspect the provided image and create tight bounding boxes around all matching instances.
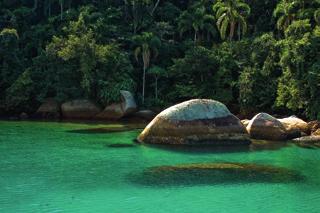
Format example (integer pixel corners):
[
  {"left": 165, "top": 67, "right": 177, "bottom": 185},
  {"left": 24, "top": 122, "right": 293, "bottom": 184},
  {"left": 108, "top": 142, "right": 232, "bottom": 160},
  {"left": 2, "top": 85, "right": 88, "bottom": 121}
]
[
  {"left": 2, "top": 97, "right": 320, "bottom": 145},
  {"left": 137, "top": 99, "right": 320, "bottom": 145}
]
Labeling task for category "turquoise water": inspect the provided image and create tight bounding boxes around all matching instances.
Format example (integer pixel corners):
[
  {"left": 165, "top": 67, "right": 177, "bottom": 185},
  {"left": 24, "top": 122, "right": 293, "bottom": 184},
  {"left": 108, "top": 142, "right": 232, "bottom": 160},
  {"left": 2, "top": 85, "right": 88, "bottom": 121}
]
[{"left": 0, "top": 121, "right": 320, "bottom": 213}]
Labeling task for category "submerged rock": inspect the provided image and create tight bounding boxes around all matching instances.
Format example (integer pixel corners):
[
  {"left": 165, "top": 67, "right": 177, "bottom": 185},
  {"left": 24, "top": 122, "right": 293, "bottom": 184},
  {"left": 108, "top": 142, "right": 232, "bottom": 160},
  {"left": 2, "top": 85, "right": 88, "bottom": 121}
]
[
  {"left": 61, "top": 100, "right": 101, "bottom": 119},
  {"left": 137, "top": 99, "right": 250, "bottom": 145},
  {"left": 130, "top": 162, "right": 303, "bottom": 186},
  {"left": 36, "top": 98, "right": 60, "bottom": 119},
  {"left": 246, "top": 113, "right": 288, "bottom": 141}
]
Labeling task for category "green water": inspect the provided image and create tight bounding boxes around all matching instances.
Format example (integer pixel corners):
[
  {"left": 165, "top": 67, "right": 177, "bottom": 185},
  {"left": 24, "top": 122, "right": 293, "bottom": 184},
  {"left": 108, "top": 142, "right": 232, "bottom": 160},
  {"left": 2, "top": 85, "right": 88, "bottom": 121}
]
[{"left": 0, "top": 121, "right": 320, "bottom": 213}]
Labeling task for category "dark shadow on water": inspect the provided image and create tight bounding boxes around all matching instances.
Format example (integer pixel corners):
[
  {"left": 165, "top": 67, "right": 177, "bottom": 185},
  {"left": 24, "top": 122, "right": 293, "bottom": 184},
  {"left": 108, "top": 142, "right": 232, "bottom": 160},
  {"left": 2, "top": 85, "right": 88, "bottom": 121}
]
[
  {"left": 66, "top": 123, "right": 146, "bottom": 134},
  {"left": 128, "top": 162, "right": 305, "bottom": 187},
  {"left": 106, "top": 143, "right": 137, "bottom": 148},
  {"left": 67, "top": 127, "right": 140, "bottom": 134},
  {"left": 140, "top": 140, "right": 291, "bottom": 154}
]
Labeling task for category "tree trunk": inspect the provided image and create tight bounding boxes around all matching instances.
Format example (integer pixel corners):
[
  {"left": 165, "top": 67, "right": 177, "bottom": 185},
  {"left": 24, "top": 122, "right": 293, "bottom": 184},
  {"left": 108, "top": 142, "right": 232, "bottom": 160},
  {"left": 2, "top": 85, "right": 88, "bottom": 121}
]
[
  {"left": 142, "top": 66, "right": 146, "bottom": 104},
  {"left": 68, "top": 0, "right": 72, "bottom": 10},
  {"left": 229, "top": 21, "right": 235, "bottom": 41},
  {"left": 48, "top": 0, "right": 51, "bottom": 17},
  {"left": 155, "top": 77, "right": 158, "bottom": 100},
  {"left": 123, "top": 0, "right": 128, "bottom": 20},
  {"left": 33, "top": 0, "right": 38, "bottom": 11},
  {"left": 60, "top": 0, "right": 63, "bottom": 20},
  {"left": 132, "top": 1, "right": 138, "bottom": 34},
  {"left": 238, "top": 23, "right": 241, "bottom": 41},
  {"left": 194, "top": 30, "right": 197, "bottom": 43},
  {"left": 151, "top": 0, "right": 160, "bottom": 16}
]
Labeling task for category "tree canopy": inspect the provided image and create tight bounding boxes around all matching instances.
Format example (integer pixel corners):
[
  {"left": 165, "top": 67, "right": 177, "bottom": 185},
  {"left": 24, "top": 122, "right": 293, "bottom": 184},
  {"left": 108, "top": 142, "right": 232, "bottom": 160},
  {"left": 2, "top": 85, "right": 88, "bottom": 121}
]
[{"left": 0, "top": 0, "right": 319, "bottom": 119}]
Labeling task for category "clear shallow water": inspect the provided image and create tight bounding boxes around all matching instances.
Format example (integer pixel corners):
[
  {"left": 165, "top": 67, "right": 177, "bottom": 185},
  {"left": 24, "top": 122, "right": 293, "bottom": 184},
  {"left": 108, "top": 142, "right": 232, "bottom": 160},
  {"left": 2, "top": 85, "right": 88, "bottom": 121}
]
[{"left": 0, "top": 121, "right": 320, "bottom": 213}]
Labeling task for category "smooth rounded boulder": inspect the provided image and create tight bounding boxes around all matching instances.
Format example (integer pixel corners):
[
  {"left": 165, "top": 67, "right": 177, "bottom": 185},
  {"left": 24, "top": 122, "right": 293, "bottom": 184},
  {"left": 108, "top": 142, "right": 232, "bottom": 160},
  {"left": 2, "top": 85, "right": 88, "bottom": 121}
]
[
  {"left": 246, "top": 113, "right": 287, "bottom": 141},
  {"left": 61, "top": 99, "right": 101, "bottom": 119},
  {"left": 278, "top": 116, "right": 309, "bottom": 135},
  {"left": 137, "top": 99, "right": 250, "bottom": 145}
]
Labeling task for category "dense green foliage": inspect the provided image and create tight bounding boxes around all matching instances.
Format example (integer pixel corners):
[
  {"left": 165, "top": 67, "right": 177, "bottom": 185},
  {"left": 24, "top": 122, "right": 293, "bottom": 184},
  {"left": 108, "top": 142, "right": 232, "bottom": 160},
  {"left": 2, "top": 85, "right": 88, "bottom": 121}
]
[{"left": 0, "top": 0, "right": 319, "bottom": 118}]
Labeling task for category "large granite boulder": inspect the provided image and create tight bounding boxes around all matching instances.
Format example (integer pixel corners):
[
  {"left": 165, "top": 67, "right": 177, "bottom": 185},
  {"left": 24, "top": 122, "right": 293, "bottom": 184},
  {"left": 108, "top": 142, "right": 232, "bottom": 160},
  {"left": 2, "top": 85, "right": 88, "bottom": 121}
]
[
  {"left": 278, "top": 116, "right": 309, "bottom": 135},
  {"left": 246, "top": 113, "right": 288, "bottom": 141},
  {"left": 61, "top": 99, "right": 101, "bottom": 119},
  {"left": 36, "top": 98, "right": 60, "bottom": 119},
  {"left": 97, "top": 90, "right": 137, "bottom": 120},
  {"left": 137, "top": 99, "right": 250, "bottom": 145}
]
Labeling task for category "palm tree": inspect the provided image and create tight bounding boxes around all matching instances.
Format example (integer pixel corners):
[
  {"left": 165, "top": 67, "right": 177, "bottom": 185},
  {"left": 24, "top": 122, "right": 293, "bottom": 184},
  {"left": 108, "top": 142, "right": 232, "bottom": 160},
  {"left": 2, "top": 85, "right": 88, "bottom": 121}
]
[
  {"left": 148, "top": 66, "right": 167, "bottom": 100},
  {"left": 273, "top": 0, "right": 298, "bottom": 32},
  {"left": 133, "top": 32, "right": 161, "bottom": 104},
  {"left": 33, "top": 0, "right": 38, "bottom": 11},
  {"left": 59, "top": 0, "right": 64, "bottom": 20},
  {"left": 178, "top": 3, "right": 215, "bottom": 42},
  {"left": 213, "top": 0, "right": 250, "bottom": 41}
]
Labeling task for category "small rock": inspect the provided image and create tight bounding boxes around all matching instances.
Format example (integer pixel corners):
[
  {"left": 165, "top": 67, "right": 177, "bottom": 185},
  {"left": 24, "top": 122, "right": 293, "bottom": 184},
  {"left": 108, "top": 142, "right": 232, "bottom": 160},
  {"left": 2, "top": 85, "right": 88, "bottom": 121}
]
[
  {"left": 312, "top": 129, "right": 320, "bottom": 136},
  {"left": 308, "top": 120, "right": 320, "bottom": 135},
  {"left": 241, "top": 119, "right": 250, "bottom": 128},
  {"left": 246, "top": 113, "right": 288, "bottom": 141},
  {"left": 19, "top": 112, "right": 29, "bottom": 120}
]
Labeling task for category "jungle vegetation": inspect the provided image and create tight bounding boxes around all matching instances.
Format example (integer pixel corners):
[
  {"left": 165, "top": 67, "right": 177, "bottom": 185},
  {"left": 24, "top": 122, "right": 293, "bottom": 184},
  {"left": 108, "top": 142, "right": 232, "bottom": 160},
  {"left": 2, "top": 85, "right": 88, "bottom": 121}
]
[{"left": 0, "top": 0, "right": 319, "bottom": 119}]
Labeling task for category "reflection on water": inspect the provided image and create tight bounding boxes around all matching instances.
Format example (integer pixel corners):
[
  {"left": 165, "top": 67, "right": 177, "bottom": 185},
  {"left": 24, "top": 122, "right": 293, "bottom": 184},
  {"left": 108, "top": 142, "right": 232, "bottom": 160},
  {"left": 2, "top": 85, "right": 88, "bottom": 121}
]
[
  {"left": 66, "top": 123, "right": 145, "bottom": 134},
  {"left": 107, "top": 143, "right": 137, "bottom": 148},
  {"left": 142, "top": 140, "right": 290, "bottom": 154}
]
